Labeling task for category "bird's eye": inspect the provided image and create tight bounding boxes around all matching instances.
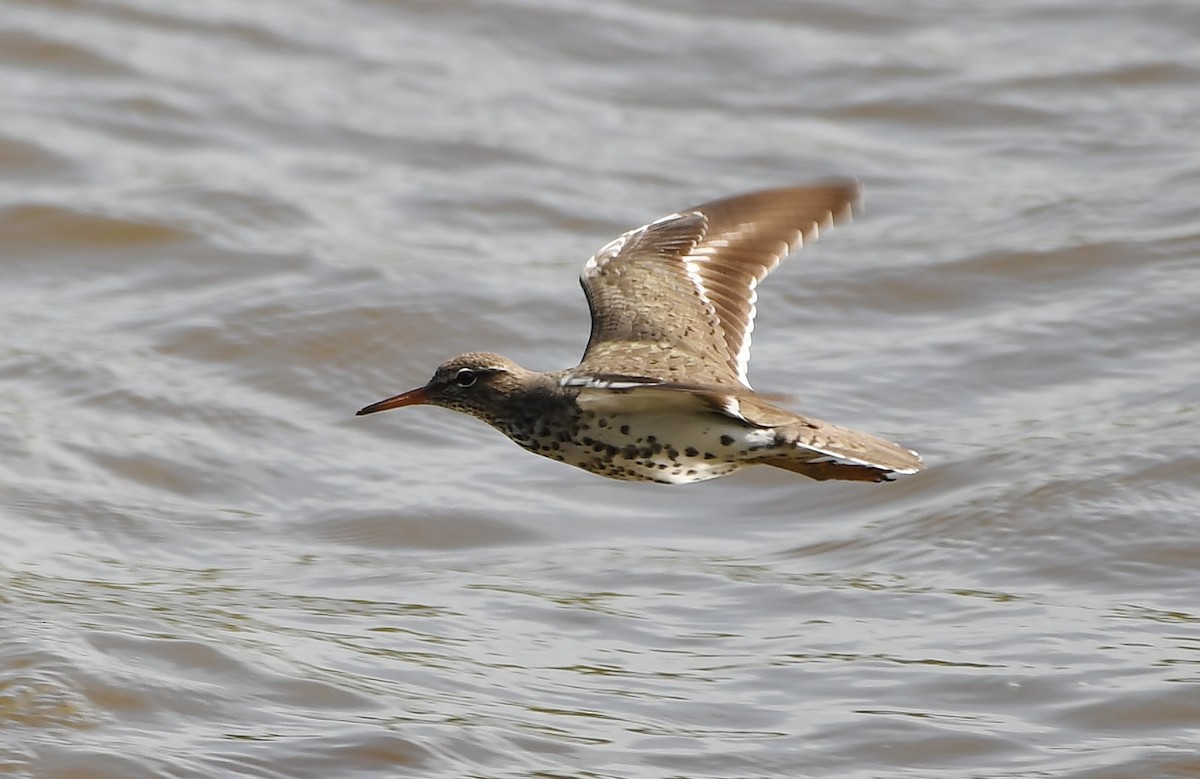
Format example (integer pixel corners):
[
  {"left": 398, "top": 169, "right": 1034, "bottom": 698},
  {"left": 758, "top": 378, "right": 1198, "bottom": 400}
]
[{"left": 454, "top": 368, "right": 477, "bottom": 388}]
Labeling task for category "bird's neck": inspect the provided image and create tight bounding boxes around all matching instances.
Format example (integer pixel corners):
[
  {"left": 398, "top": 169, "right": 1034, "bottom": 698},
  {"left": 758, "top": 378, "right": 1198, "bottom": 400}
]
[{"left": 483, "top": 371, "right": 575, "bottom": 443}]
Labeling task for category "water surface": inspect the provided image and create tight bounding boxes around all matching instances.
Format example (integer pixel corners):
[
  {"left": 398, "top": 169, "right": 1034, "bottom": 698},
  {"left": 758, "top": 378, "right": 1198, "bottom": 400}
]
[{"left": 2, "top": 1, "right": 1198, "bottom": 777}]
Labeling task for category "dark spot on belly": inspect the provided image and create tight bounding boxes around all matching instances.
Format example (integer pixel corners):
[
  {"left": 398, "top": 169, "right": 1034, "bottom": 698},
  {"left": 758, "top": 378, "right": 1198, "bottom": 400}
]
[
  {"left": 720, "top": 435, "right": 735, "bottom": 446},
  {"left": 704, "top": 452, "right": 715, "bottom": 459},
  {"left": 684, "top": 446, "right": 699, "bottom": 457},
  {"left": 667, "top": 447, "right": 679, "bottom": 460},
  {"left": 619, "top": 424, "right": 630, "bottom": 435}
]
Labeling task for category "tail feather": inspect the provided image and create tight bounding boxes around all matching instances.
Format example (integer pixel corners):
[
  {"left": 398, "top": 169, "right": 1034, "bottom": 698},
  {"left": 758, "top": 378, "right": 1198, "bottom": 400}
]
[
  {"left": 756, "top": 419, "right": 924, "bottom": 483},
  {"left": 757, "top": 457, "right": 896, "bottom": 482}
]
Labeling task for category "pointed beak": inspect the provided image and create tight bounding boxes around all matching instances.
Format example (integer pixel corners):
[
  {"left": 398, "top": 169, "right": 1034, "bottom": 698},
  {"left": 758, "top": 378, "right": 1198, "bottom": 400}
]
[{"left": 356, "top": 386, "right": 428, "bottom": 416}]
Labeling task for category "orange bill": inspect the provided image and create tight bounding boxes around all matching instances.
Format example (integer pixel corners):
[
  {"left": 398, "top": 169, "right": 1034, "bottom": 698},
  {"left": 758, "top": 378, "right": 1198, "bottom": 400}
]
[{"left": 356, "top": 387, "right": 428, "bottom": 416}]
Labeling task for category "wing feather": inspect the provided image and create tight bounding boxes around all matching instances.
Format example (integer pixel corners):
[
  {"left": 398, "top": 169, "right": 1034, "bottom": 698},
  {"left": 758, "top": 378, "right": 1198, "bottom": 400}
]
[{"left": 578, "top": 182, "right": 859, "bottom": 388}]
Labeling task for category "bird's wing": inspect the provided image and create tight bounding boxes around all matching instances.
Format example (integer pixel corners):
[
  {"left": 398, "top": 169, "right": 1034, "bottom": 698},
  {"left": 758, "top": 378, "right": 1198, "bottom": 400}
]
[{"left": 576, "top": 183, "right": 859, "bottom": 388}]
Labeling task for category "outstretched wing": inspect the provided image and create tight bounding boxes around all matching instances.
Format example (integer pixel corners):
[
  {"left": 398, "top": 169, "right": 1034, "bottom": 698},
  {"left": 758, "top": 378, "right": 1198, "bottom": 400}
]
[{"left": 576, "top": 182, "right": 859, "bottom": 389}]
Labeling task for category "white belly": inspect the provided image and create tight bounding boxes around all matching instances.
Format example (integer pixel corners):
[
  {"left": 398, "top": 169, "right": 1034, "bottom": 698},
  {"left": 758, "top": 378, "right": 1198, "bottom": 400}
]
[{"left": 543, "top": 410, "right": 777, "bottom": 484}]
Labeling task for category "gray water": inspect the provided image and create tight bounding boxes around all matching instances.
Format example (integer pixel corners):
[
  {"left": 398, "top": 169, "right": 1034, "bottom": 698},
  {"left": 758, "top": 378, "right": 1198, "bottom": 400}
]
[{"left": 2, "top": 1, "right": 1199, "bottom": 777}]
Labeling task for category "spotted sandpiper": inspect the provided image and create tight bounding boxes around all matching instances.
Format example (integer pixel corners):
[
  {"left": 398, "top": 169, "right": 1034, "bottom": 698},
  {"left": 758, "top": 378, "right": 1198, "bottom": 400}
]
[{"left": 358, "top": 183, "right": 923, "bottom": 484}]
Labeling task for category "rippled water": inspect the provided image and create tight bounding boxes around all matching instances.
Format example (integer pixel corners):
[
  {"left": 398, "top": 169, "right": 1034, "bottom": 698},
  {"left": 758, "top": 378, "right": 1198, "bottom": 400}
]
[{"left": 2, "top": 1, "right": 1199, "bottom": 777}]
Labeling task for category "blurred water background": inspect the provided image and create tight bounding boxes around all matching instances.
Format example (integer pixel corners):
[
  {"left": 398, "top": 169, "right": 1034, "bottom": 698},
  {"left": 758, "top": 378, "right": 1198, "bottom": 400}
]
[{"left": 1, "top": 1, "right": 1198, "bottom": 777}]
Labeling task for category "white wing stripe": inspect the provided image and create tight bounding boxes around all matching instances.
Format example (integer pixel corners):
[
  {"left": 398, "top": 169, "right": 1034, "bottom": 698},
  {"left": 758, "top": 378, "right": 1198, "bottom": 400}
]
[{"left": 560, "top": 375, "right": 663, "bottom": 391}]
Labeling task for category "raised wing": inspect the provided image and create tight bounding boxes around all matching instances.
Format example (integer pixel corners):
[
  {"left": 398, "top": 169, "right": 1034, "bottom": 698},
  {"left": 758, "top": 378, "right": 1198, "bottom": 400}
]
[{"left": 577, "top": 182, "right": 859, "bottom": 388}]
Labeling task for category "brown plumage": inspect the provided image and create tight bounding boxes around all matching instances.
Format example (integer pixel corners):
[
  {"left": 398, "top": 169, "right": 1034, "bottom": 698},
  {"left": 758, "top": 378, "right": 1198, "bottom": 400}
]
[{"left": 358, "top": 183, "right": 923, "bottom": 484}]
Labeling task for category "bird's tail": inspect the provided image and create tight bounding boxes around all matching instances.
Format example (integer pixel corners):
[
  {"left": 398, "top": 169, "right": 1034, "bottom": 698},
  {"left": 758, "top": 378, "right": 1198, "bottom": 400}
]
[{"left": 755, "top": 420, "right": 924, "bottom": 483}]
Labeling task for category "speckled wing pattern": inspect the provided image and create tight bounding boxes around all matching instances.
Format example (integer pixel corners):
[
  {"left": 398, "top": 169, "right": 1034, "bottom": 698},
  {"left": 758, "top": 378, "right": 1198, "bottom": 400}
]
[{"left": 575, "top": 183, "right": 859, "bottom": 388}]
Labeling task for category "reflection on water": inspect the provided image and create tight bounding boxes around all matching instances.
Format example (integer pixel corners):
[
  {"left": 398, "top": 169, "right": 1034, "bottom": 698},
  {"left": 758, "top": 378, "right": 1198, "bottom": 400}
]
[{"left": 2, "top": 0, "right": 1200, "bottom": 776}]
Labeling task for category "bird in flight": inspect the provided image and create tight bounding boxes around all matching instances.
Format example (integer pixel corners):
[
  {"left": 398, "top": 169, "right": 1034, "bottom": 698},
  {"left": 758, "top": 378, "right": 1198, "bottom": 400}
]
[{"left": 358, "top": 183, "right": 923, "bottom": 484}]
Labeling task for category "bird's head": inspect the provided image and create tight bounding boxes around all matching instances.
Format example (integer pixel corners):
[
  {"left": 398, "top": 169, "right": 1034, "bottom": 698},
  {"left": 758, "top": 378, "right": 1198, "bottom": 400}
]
[{"left": 356, "top": 352, "right": 527, "bottom": 423}]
